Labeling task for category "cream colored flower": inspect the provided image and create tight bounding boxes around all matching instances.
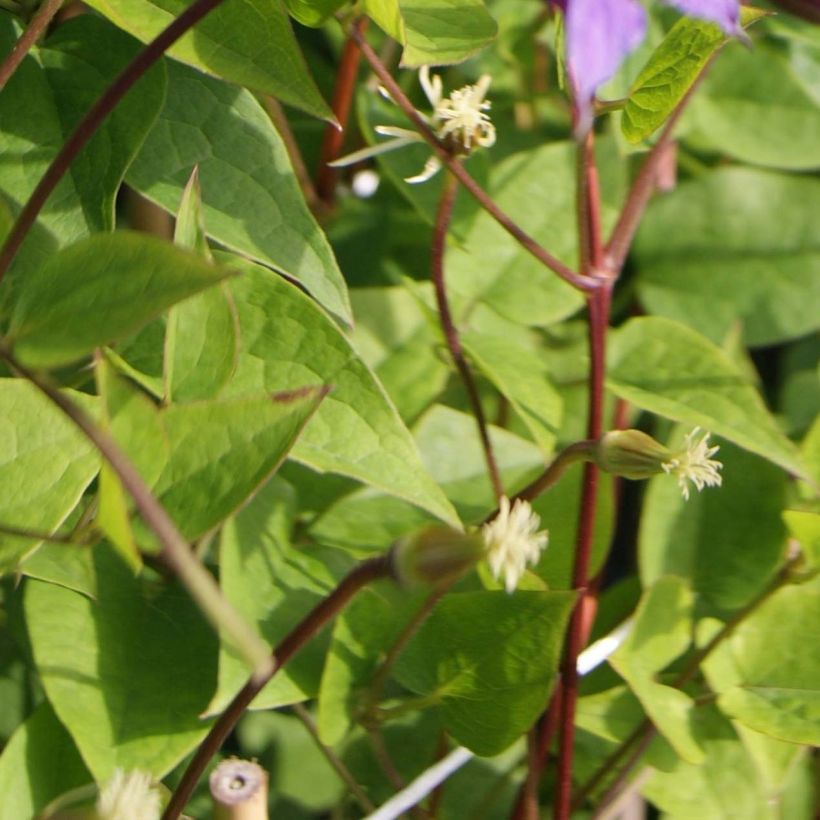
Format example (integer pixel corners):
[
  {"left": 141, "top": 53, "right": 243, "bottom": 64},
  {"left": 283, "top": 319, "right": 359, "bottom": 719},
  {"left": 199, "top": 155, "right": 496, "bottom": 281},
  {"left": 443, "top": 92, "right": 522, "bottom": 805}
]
[
  {"left": 661, "top": 427, "right": 723, "bottom": 501},
  {"left": 330, "top": 66, "right": 495, "bottom": 184},
  {"left": 96, "top": 769, "right": 161, "bottom": 820},
  {"left": 482, "top": 496, "right": 548, "bottom": 593}
]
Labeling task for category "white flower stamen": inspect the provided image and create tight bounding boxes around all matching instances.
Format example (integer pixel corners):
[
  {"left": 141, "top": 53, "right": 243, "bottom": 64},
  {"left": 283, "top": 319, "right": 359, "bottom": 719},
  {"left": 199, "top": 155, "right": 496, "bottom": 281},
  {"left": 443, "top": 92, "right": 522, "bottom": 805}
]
[
  {"left": 96, "top": 768, "right": 162, "bottom": 820},
  {"left": 329, "top": 66, "right": 495, "bottom": 184},
  {"left": 661, "top": 427, "right": 723, "bottom": 501},
  {"left": 482, "top": 496, "right": 549, "bottom": 593}
]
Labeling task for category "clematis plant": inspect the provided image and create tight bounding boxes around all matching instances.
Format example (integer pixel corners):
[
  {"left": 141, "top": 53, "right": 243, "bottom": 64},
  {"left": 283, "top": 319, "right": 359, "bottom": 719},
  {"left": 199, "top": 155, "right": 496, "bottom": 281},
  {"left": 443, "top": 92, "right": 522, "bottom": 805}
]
[{"left": 553, "top": 0, "right": 745, "bottom": 133}]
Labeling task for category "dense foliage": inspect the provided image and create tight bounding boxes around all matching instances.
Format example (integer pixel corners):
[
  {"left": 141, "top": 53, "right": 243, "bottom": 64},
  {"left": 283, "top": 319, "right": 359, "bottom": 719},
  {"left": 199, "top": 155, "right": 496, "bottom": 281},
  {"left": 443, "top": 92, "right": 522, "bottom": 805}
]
[{"left": 0, "top": 0, "right": 818, "bottom": 817}]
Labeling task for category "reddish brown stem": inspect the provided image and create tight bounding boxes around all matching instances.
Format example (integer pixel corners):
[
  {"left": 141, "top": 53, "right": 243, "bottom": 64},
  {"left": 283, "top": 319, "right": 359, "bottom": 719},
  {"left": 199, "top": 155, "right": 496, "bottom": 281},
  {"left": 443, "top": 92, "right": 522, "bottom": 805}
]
[
  {"left": 162, "top": 554, "right": 393, "bottom": 820},
  {"left": 349, "top": 25, "right": 595, "bottom": 293},
  {"left": 432, "top": 172, "right": 504, "bottom": 499},
  {"left": 315, "top": 17, "right": 368, "bottom": 204},
  {"left": 0, "top": 0, "right": 227, "bottom": 282},
  {"left": 0, "top": 0, "right": 63, "bottom": 92},
  {"left": 553, "top": 284, "right": 611, "bottom": 820}
]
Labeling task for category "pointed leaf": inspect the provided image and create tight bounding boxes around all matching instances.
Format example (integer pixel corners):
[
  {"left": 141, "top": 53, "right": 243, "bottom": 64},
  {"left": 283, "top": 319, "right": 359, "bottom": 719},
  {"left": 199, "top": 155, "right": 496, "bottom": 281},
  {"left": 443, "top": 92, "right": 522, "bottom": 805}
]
[
  {"left": 7, "top": 232, "right": 235, "bottom": 368},
  {"left": 364, "top": 0, "right": 497, "bottom": 67},
  {"left": 622, "top": 8, "right": 768, "bottom": 143},
  {"left": 0, "top": 703, "right": 91, "bottom": 820},
  {"left": 82, "top": 0, "right": 331, "bottom": 118},
  {"left": 608, "top": 317, "right": 805, "bottom": 478},
  {"left": 25, "top": 545, "right": 218, "bottom": 779},
  {"left": 634, "top": 169, "right": 820, "bottom": 347},
  {"left": 147, "top": 388, "right": 326, "bottom": 542},
  {"left": 127, "top": 61, "right": 351, "bottom": 323},
  {"left": 220, "top": 258, "right": 459, "bottom": 527},
  {"left": 0, "top": 15, "right": 165, "bottom": 281},
  {"left": 394, "top": 590, "right": 575, "bottom": 755},
  {"left": 0, "top": 380, "right": 99, "bottom": 573}
]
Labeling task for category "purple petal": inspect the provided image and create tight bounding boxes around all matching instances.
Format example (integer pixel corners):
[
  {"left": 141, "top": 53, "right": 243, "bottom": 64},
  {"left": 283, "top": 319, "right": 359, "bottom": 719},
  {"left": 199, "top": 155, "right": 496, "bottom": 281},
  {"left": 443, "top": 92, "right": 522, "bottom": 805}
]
[
  {"left": 663, "top": 0, "right": 743, "bottom": 36},
  {"left": 565, "top": 0, "right": 647, "bottom": 133}
]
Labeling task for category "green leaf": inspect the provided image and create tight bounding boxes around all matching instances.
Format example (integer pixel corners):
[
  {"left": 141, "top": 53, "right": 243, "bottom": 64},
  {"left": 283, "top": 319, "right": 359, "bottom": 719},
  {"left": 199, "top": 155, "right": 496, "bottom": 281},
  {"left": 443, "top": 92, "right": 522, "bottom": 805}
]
[
  {"left": 94, "top": 357, "right": 169, "bottom": 569},
  {"left": 702, "top": 577, "right": 820, "bottom": 746},
  {"left": 394, "top": 590, "right": 575, "bottom": 755},
  {"left": 608, "top": 317, "right": 805, "bottom": 478},
  {"left": 0, "top": 703, "right": 91, "bottom": 820},
  {"left": 682, "top": 41, "right": 820, "bottom": 170},
  {"left": 208, "top": 479, "right": 341, "bottom": 715},
  {"left": 127, "top": 61, "right": 351, "bottom": 324},
  {"left": 7, "top": 232, "right": 235, "bottom": 368},
  {"left": 634, "top": 169, "right": 820, "bottom": 347},
  {"left": 166, "top": 173, "right": 240, "bottom": 402},
  {"left": 462, "top": 330, "right": 562, "bottom": 454},
  {"left": 19, "top": 542, "right": 98, "bottom": 599},
  {"left": 220, "top": 257, "right": 459, "bottom": 528},
  {"left": 318, "top": 585, "right": 427, "bottom": 745},
  {"left": 285, "top": 0, "right": 345, "bottom": 26},
  {"left": 640, "top": 439, "right": 788, "bottom": 609},
  {"left": 25, "top": 544, "right": 218, "bottom": 779},
  {"left": 147, "top": 388, "right": 326, "bottom": 542},
  {"left": 309, "top": 404, "right": 544, "bottom": 551},
  {"left": 82, "top": 0, "right": 331, "bottom": 119},
  {"left": 363, "top": 0, "right": 497, "bottom": 67},
  {"left": 0, "top": 15, "right": 165, "bottom": 281},
  {"left": 642, "top": 704, "right": 781, "bottom": 820},
  {"left": 610, "top": 577, "right": 703, "bottom": 764},
  {"left": 0, "top": 379, "right": 99, "bottom": 573},
  {"left": 621, "top": 8, "right": 768, "bottom": 143}
]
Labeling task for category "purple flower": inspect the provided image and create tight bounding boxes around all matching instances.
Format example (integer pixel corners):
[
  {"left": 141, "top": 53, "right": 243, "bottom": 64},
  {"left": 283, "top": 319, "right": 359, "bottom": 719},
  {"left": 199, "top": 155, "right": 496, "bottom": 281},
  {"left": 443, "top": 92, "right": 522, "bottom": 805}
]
[{"left": 556, "top": 0, "right": 743, "bottom": 134}]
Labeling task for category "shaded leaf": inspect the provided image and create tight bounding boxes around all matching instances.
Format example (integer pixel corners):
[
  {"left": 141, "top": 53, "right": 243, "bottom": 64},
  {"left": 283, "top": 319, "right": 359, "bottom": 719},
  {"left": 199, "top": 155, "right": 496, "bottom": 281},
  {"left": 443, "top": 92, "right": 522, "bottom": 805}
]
[
  {"left": 127, "top": 60, "right": 351, "bottom": 323},
  {"left": 608, "top": 317, "right": 805, "bottom": 478}
]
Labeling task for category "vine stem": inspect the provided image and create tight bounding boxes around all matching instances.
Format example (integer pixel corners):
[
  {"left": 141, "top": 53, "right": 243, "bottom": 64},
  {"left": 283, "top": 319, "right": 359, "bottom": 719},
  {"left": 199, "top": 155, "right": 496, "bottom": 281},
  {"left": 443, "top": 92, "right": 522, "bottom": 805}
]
[
  {"left": 316, "top": 17, "right": 368, "bottom": 203},
  {"left": 163, "top": 554, "right": 393, "bottom": 820},
  {"left": 0, "top": 0, "right": 228, "bottom": 282},
  {"left": 432, "top": 171, "right": 504, "bottom": 500},
  {"left": 349, "top": 24, "right": 595, "bottom": 294},
  {"left": 552, "top": 124, "right": 612, "bottom": 819},
  {"left": 574, "top": 555, "right": 803, "bottom": 815},
  {"left": 0, "top": 347, "right": 273, "bottom": 676},
  {"left": 291, "top": 702, "right": 377, "bottom": 814},
  {"left": 0, "top": 0, "right": 63, "bottom": 92},
  {"left": 0, "top": 521, "right": 93, "bottom": 545}
]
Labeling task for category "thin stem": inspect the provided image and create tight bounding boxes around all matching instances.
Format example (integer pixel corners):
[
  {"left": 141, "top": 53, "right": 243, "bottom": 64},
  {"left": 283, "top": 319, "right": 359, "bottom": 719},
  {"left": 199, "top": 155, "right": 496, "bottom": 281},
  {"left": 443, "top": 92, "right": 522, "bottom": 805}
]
[
  {"left": 0, "top": 521, "right": 94, "bottom": 545},
  {"left": 512, "top": 440, "right": 595, "bottom": 507},
  {"left": 574, "top": 555, "right": 802, "bottom": 814},
  {"left": 349, "top": 25, "right": 595, "bottom": 293},
  {"left": 316, "top": 17, "right": 368, "bottom": 204},
  {"left": 0, "top": 348, "right": 273, "bottom": 677},
  {"left": 291, "top": 702, "right": 376, "bottom": 814},
  {"left": 0, "top": 0, "right": 63, "bottom": 92},
  {"left": 163, "top": 555, "right": 393, "bottom": 820},
  {"left": 0, "top": 0, "right": 228, "bottom": 282},
  {"left": 432, "top": 171, "right": 503, "bottom": 500}
]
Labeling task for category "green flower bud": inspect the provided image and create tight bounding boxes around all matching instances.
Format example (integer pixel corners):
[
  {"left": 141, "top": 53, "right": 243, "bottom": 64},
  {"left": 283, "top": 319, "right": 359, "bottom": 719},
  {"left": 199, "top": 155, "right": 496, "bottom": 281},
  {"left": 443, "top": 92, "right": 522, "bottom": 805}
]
[
  {"left": 392, "top": 526, "right": 484, "bottom": 587},
  {"left": 594, "top": 429, "right": 673, "bottom": 479}
]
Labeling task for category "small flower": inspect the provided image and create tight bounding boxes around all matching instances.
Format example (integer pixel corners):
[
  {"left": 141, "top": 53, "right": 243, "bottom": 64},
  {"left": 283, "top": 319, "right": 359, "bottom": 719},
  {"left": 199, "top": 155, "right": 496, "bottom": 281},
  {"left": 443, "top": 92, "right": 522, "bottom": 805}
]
[
  {"left": 330, "top": 67, "right": 495, "bottom": 184},
  {"left": 661, "top": 427, "right": 723, "bottom": 501},
  {"left": 482, "top": 496, "right": 549, "bottom": 593},
  {"left": 96, "top": 768, "right": 161, "bottom": 820},
  {"left": 552, "top": 0, "right": 744, "bottom": 134}
]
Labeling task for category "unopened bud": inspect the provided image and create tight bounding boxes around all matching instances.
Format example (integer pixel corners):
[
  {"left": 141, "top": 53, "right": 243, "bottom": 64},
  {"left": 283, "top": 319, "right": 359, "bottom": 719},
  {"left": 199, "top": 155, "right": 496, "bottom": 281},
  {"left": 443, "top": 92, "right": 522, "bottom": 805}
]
[
  {"left": 391, "top": 526, "right": 484, "bottom": 587},
  {"left": 594, "top": 429, "right": 672, "bottom": 479}
]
